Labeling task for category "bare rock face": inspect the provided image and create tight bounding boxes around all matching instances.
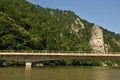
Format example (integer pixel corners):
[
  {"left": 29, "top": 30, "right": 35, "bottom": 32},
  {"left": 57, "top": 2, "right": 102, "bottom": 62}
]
[
  {"left": 71, "top": 18, "right": 85, "bottom": 36},
  {"left": 90, "top": 25, "right": 105, "bottom": 53}
]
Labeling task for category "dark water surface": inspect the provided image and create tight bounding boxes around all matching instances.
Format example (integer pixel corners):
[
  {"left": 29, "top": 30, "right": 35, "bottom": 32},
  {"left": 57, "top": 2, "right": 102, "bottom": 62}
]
[{"left": 0, "top": 66, "right": 120, "bottom": 80}]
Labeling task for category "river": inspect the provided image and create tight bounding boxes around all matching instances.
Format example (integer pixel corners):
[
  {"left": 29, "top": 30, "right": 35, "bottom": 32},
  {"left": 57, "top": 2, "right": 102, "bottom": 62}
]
[{"left": 0, "top": 66, "right": 120, "bottom": 80}]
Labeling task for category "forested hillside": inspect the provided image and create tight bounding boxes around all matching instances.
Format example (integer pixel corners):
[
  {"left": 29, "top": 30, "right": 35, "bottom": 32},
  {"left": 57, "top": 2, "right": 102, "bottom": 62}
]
[{"left": 0, "top": 0, "right": 120, "bottom": 52}]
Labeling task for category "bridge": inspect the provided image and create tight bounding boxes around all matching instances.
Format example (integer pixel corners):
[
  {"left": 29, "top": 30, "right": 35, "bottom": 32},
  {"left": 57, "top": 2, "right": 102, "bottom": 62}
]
[{"left": 0, "top": 51, "right": 120, "bottom": 69}]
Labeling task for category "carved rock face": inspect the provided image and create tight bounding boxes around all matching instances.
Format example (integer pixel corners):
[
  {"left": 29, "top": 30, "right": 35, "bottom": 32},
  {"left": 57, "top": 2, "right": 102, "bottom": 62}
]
[{"left": 90, "top": 25, "right": 105, "bottom": 53}]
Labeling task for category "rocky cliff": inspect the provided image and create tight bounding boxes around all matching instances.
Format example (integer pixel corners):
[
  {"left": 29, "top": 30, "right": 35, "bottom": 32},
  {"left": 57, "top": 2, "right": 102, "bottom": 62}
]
[
  {"left": 90, "top": 25, "right": 105, "bottom": 53},
  {"left": 0, "top": 0, "right": 120, "bottom": 52}
]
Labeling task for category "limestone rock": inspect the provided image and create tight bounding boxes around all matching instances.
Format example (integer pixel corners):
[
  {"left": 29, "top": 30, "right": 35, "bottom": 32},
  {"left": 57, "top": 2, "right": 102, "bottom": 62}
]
[
  {"left": 50, "top": 10, "right": 55, "bottom": 15},
  {"left": 71, "top": 18, "right": 85, "bottom": 36},
  {"left": 90, "top": 25, "right": 105, "bottom": 53},
  {"left": 75, "top": 18, "right": 84, "bottom": 29}
]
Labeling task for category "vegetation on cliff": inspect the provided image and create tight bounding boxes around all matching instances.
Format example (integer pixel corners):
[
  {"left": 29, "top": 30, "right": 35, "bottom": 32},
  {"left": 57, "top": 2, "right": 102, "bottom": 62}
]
[{"left": 0, "top": 0, "right": 120, "bottom": 52}]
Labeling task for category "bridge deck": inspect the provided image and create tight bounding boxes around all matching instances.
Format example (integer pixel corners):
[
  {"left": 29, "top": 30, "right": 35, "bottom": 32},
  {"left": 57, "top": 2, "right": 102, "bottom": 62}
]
[{"left": 0, "top": 53, "right": 120, "bottom": 57}]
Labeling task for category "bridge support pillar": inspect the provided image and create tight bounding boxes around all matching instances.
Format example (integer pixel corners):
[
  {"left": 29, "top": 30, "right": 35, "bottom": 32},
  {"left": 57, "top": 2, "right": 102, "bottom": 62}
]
[{"left": 25, "top": 62, "right": 32, "bottom": 70}]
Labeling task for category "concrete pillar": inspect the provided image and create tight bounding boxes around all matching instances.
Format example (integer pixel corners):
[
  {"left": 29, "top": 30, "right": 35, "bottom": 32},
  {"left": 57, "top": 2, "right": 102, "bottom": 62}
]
[{"left": 26, "top": 62, "right": 32, "bottom": 70}]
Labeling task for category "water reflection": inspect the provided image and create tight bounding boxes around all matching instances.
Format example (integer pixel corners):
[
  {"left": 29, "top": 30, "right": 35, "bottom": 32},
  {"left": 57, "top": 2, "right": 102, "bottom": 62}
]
[
  {"left": 29, "top": 67, "right": 111, "bottom": 80},
  {"left": 91, "top": 67, "right": 110, "bottom": 80},
  {"left": 0, "top": 67, "right": 120, "bottom": 80},
  {"left": 25, "top": 69, "right": 31, "bottom": 80}
]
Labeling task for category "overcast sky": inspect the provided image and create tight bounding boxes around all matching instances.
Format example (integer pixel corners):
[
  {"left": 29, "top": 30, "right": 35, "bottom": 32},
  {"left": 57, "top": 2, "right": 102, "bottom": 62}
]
[{"left": 28, "top": 0, "right": 120, "bottom": 34}]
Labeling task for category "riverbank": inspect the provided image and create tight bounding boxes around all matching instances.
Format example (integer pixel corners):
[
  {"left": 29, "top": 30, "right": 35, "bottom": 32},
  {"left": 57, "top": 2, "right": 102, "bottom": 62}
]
[{"left": 0, "top": 59, "right": 120, "bottom": 67}]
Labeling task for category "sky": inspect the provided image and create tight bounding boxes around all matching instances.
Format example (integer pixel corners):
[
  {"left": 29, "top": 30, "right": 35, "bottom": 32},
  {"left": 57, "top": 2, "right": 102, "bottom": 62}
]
[{"left": 28, "top": 0, "right": 120, "bottom": 34}]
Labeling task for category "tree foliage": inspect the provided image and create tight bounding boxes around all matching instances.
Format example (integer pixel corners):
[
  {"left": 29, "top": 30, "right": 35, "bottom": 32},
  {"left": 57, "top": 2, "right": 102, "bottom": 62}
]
[{"left": 0, "top": 0, "right": 120, "bottom": 52}]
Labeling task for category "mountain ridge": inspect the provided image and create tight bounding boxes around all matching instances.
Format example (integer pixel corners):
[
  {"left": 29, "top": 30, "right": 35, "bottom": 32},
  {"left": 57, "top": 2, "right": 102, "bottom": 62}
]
[{"left": 0, "top": 0, "right": 120, "bottom": 52}]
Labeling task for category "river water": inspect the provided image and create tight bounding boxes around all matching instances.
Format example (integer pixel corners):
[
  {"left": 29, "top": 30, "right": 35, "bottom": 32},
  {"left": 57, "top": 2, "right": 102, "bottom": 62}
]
[{"left": 0, "top": 66, "right": 120, "bottom": 80}]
